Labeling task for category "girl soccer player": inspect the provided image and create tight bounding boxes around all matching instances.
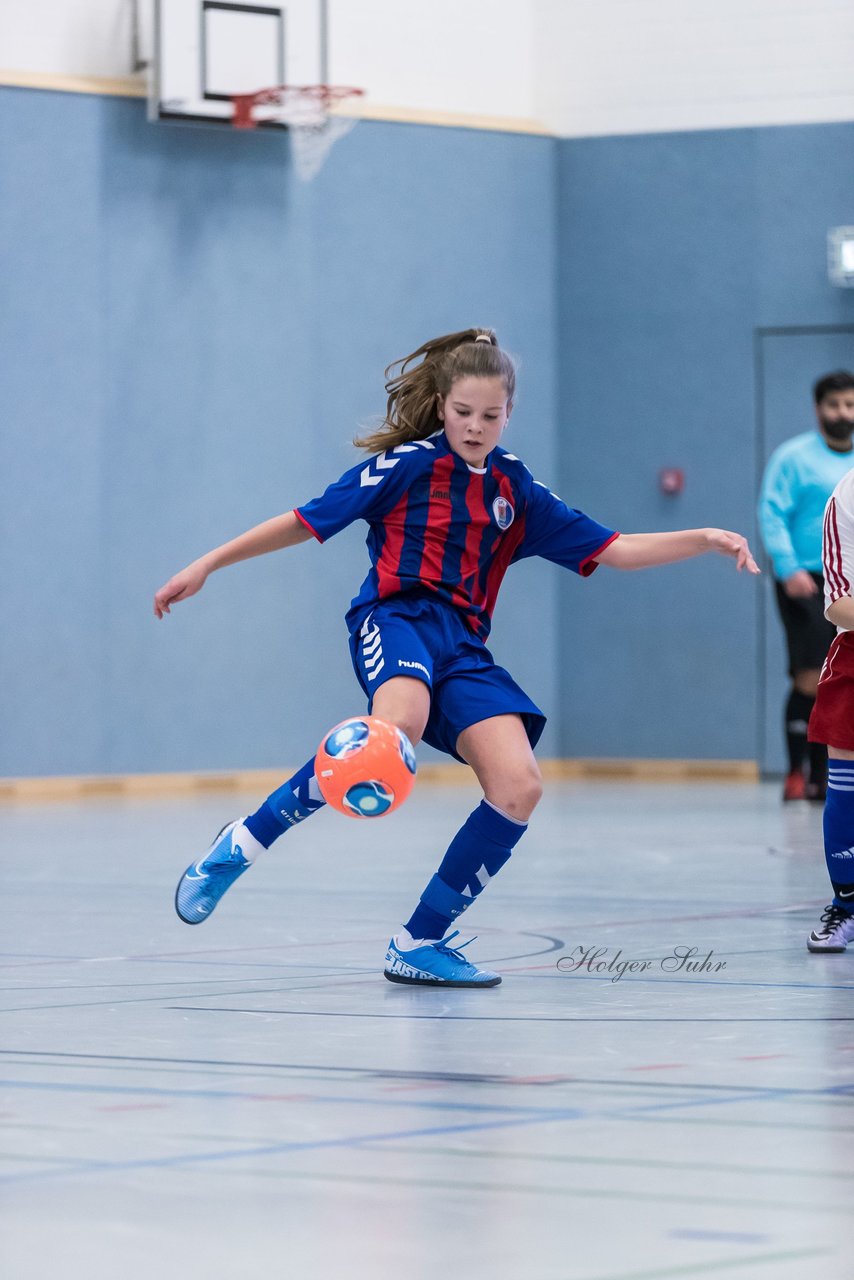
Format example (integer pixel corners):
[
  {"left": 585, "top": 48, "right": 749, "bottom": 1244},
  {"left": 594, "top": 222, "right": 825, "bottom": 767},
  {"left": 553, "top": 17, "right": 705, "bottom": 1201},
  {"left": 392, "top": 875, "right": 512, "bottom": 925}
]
[
  {"left": 154, "top": 328, "right": 759, "bottom": 988},
  {"left": 806, "top": 466, "right": 854, "bottom": 952}
]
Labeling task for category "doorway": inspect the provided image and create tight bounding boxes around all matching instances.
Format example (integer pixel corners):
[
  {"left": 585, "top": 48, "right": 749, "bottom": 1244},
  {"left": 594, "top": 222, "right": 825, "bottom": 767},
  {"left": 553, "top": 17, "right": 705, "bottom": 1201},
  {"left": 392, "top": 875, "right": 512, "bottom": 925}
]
[{"left": 755, "top": 325, "right": 854, "bottom": 775}]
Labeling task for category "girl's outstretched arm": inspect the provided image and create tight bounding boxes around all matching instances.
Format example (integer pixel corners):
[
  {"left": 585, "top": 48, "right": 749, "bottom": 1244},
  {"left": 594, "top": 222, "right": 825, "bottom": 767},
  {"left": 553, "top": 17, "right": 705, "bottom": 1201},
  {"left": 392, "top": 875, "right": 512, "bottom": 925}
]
[
  {"left": 596, "top": 529, "right": 760, "bottom": 574},
  {"left": 154, "top": 510, "right": 314, "bottom": 618}
]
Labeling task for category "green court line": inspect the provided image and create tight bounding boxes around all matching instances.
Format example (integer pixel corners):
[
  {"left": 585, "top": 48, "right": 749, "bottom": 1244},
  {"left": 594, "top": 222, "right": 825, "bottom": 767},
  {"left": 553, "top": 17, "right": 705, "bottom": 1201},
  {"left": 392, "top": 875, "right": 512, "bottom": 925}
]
[
  {"left": 221, "top": 1165, "right": 849, "bottom": 1215},
  {"left": 627, "top": 1114, "right": 854, "bottom": 1133},
  {"left": 376, "top": 1143, "right": 854, "bottom": 1181},
  {"left": 574, "top": 1247, "right": 828, "bottom": 1280}
]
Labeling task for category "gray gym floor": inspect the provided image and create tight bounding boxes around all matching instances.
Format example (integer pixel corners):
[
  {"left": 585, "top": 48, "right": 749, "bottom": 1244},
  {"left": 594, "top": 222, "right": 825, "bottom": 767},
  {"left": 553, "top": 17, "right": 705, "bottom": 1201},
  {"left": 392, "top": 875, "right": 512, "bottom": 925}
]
[{"left": 1, "top": 780, "right": 850, "bottom": 1280}]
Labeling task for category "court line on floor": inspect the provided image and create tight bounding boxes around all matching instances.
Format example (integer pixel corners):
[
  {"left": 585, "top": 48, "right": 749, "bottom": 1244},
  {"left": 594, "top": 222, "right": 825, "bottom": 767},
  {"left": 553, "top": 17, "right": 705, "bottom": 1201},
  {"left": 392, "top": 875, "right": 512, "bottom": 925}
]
[
  {"left": 3, "top": 967, "right": 852, "bottom": 1007},
  {"left": 0, "top": 977, "right": 392, "bottom": 1012},
  {"left": 4, "top": 1052, "right": 851, "bottom": 1119},
  {"left": 3, "top": 1050, "right": 850, "bottom": 1100},
  {"left": 0, "top": 1078, "right": 848, "bottom": 1195},
  {"left": 0, "top": 968, "right": 378, "bottom": 992},
  {"left": 169, "top": 1004, "right": 854, "bottom": 1022},
  {"left": 363, "top": 1141, "right": 854, "bottom": 1181},
  {"left": 1, "top": 1073, "right": 848, "bottom": 1116},
  {"left": 169, "top": 1161, "right": 851, "bottom": 1218},
  {"left": 576, "top": 1249, "right": 828, "bottom": 1280},
  {"left": 0, "top": 1109, "right": 589, "bottom": 1186},
  {"left": 506, "top": 968, "right": 854, "bottom": 991},
  {"left": 0, "top": 932, "right": 567, "bottom": 975},
  {"left": 626, "top": 1112, "right": 854, "bottom": 1133},
  {"left": 0, "top": 1077, "right": 583, "bottom": 1113},
  {"left": 0, "top": 1047, "right": 573, "bottom": 1082}
]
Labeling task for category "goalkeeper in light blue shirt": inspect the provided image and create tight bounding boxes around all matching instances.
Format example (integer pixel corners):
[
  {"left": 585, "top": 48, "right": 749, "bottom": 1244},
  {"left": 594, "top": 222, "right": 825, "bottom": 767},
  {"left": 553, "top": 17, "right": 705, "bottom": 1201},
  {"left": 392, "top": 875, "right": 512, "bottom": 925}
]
[{"left": 758, "top": 371, "right": 854, "bottom": 801}]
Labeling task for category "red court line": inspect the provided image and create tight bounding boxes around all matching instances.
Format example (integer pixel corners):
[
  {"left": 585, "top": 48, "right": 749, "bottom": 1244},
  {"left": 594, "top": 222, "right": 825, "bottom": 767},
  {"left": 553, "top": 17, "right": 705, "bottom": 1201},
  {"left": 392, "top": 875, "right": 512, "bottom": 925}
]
[
  {"left": 625, "top": 1063, "right": 689, "bottom": 1072},
  {"left": 738, "top": 1054, "right": 791, "bottom": 1061}
]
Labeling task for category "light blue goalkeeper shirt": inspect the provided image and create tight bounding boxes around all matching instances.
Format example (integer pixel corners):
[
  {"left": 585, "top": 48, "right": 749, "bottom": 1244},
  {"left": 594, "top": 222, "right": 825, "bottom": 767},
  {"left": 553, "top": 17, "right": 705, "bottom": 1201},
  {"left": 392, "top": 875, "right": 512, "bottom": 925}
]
[{"left": 758, "top": 431, "right": 854, "bottom": 581}]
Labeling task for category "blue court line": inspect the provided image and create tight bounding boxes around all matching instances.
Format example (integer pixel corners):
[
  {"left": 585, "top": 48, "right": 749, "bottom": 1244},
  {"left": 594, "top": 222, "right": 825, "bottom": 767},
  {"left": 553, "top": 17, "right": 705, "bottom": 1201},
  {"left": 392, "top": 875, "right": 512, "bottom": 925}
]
[
  {"left": 0, "top": 1111, "right": 584, "bottom": 1186},
  {"left": 0, "top": 1075, "right": 839, "bottom": 1188},
  {"left": 608, "top": 1088, "right": 835, "bottom": 1119}
]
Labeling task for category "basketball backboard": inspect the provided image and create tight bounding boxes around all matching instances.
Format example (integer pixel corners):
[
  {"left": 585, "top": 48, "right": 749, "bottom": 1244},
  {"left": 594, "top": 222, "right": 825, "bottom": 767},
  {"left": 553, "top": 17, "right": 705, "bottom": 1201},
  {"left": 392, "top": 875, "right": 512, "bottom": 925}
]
[{"left": 144, "top": 0, "right": 328, "bottom": 128}]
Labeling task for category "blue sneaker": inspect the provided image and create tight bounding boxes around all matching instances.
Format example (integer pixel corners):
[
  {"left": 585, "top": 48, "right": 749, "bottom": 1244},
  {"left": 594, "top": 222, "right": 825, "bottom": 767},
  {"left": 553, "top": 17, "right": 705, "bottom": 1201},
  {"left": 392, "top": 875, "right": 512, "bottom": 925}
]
[
  {"left": 383, "top": 931, "right": 501, "bottom": 987},
  {"left": 174, "top": 820, "right": 251, "bottom": 925}
]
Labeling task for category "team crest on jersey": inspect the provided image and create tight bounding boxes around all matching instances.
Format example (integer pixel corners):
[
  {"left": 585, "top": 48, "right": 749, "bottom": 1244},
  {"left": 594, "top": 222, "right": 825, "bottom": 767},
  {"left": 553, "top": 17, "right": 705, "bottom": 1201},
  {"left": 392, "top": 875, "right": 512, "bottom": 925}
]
[{"left": 492, "top": 496, "right": 515, "bottom": 530}]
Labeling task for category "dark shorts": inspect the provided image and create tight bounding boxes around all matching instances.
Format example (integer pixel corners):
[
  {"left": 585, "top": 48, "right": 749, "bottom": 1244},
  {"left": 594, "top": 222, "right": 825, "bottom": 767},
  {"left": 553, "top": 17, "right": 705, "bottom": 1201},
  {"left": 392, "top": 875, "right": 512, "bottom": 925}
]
[
  {"left": 349, "top": 595, "right": 546, "bottom": 763},
  {"left": 774, "top": 572, "right": 836, "bottom": 676},
  {"left": 809, "top": 631, "right": 854, "bottom": 749}
]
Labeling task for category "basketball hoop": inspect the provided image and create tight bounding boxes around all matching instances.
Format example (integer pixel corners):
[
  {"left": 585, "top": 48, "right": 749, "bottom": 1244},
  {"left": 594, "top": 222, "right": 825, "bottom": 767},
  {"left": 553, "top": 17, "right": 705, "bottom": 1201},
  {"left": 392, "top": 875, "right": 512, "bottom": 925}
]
[{"left": 230, "top": 84, "right": 365, "bottom": 182}]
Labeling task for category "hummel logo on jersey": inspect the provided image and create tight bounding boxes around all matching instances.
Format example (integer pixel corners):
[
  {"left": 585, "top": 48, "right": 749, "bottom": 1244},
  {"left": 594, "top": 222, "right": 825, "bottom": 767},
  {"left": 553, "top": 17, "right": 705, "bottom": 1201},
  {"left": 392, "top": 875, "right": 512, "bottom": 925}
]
[
  {"left": 358, "top": 441, "right": 436, "bottom": 488},
  {"left": 360, "top": 452, "right": 399, "bottom": 487},
  {"left": 398, "top": 659, "right": 429, "bottom": 676}
]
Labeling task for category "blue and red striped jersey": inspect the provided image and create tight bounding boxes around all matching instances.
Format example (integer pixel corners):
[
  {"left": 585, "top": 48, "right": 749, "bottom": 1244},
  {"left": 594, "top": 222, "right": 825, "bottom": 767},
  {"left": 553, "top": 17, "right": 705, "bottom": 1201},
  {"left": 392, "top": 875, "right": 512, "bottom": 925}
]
[{"left": 295, "top": 433, "right": 618, "bottom": 639}]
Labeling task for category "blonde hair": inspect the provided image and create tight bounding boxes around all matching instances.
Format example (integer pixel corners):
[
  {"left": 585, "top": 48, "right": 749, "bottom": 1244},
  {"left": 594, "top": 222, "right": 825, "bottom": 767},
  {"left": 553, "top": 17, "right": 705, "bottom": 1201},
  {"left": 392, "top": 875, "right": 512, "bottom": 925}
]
[{"left": 355, "top": 327, "right": 517, "bottom": 454}]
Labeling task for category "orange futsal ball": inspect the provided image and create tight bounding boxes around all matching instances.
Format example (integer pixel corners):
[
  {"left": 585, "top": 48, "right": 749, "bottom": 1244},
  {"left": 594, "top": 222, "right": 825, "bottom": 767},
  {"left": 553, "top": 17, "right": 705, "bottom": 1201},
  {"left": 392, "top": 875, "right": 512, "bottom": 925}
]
[{"left": 314, "top": 716, "right": 417, "bottom": 819}]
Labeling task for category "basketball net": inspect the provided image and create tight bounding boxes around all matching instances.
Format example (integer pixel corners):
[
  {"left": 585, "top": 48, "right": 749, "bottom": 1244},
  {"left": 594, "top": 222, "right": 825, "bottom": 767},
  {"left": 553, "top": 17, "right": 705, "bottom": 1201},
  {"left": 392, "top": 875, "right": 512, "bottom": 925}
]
[{"left": 230, "top": 85, "right": 365, "bottom": 182}]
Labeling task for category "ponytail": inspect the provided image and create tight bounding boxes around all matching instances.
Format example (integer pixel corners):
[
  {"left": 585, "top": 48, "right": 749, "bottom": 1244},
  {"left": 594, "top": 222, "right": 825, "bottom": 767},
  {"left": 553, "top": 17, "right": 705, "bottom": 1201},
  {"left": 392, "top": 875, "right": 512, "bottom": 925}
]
[{"left": 354, "top": 327, "right": 516, "bottom": 453}]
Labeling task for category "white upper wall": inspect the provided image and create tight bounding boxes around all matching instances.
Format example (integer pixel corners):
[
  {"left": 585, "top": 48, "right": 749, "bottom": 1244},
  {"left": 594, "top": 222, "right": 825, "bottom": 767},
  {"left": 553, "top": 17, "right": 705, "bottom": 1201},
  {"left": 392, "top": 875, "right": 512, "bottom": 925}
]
[
  {"left": 535, "top": 0, "right": 854, "bottom": 135},
  {"left": 0, "top": 0, "right": 136, "bottom": 79},
  {"left": 329, "top": 1, "right": 536, "bottom": 122},
  {"left": 2, "top": 0, "right": 854, "bottom": 134}
]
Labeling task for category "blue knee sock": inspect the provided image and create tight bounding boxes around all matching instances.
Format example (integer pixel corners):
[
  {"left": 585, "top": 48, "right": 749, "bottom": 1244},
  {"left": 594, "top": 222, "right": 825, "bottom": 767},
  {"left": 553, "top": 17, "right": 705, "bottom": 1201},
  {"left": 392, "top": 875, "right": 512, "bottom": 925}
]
[
  {"left": 404, "top": 799, "right": 527, "bottom": 941},
  {"left": 825, "top": 760, "right": 854, "bottom": 909},
  {"left": 243, "top": 758, "right": 327, "bottom": 849}
]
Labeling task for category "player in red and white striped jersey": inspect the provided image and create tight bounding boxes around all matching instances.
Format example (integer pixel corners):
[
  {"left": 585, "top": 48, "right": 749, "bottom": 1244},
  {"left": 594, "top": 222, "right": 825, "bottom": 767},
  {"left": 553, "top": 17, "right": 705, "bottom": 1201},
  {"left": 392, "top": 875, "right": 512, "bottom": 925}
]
[{"left": 807, "top": 469, "right": 854, "bottom": 950}]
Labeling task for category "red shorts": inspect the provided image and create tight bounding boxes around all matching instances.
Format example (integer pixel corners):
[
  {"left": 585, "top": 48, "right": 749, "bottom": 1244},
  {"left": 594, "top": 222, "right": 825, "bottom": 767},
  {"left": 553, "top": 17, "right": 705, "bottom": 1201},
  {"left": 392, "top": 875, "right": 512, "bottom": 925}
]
[{"left": 808, "top": 631, "right": 854, "bottom": 749}]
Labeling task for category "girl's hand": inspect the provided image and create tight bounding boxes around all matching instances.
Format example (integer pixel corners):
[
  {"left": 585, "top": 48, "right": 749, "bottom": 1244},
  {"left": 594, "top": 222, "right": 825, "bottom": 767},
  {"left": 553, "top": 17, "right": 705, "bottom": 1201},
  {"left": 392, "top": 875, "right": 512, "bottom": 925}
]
[
  {"left": 706, "top": 529, "right": 761, "bottom": 574},
  {"left": 154, "top": 561, "right": 209, "bottom": 618}
]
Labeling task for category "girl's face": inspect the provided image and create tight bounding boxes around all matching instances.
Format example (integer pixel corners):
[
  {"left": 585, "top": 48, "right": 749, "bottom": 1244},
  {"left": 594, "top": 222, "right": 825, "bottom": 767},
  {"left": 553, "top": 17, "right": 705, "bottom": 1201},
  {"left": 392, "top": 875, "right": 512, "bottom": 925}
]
[{"left": 437, "top": 375, "right": 513, "bottom": 469}]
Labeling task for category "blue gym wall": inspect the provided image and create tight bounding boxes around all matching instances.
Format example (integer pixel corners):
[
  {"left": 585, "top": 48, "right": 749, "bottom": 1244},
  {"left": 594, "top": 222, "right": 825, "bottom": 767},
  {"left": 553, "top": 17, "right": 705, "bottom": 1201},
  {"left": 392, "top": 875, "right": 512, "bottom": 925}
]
[
  {"left": 2, "top": 89, "right": 854, "bottom": 777},
  {"left": 556, "top": 123, "right": 854, "bottom": 760},
  {"left": 0, "top": 86, "right": 558, "bottom": 776}
]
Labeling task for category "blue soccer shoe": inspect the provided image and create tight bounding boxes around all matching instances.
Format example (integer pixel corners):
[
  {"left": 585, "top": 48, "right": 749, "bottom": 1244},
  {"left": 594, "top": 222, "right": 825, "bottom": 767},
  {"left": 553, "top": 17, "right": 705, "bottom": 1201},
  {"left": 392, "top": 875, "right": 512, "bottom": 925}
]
[
  {"left": 383, "top": 931, "right": 501, "bottom": 987},
  {"left": 174, "top": 819, "right": 251, "bottom": 925}
]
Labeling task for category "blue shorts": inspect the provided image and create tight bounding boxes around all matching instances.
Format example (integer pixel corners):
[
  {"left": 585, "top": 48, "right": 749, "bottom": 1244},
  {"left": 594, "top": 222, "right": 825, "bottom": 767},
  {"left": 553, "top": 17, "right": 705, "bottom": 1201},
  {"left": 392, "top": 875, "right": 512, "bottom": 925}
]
[{"left": 349, "top": 595, "right": 546, "bottom": 763}]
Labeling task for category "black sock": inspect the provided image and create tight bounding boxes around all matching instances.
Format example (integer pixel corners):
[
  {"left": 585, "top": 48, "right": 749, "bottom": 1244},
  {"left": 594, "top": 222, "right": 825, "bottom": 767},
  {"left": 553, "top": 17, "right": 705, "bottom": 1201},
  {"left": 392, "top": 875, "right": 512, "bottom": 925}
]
[
  {"left": 808, "top": 740, "right": 827, "bottom": 787},
  {"left": 785, "top": 689, "right": 814, "bottom": 773}
]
